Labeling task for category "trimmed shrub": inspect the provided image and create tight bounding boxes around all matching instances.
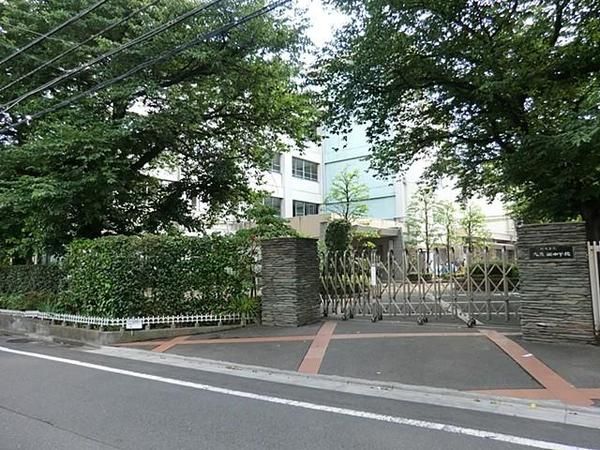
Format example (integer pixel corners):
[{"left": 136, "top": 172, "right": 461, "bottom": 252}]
[
  {"left": 63, "top": 234, "right": 255, "bottom": 317},
  {"left": 0, "top": 292, "right": 62, "bottom": 312},
  {"left": 325, "top": 219, "right": 352, "bottom": 253},
  {"left": 0, "top": 264, "right": 64, "bottom": 295}
]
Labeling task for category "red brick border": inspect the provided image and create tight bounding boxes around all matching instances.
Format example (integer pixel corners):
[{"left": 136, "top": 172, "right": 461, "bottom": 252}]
[
  {"left": 297, "top": 321, "right": 337, "bottom": 374},
  {"left": 481, "top": 330, "right": 594, "bottom": 406}
]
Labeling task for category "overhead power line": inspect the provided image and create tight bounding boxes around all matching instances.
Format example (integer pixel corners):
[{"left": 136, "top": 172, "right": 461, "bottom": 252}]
[
  {"left": 0, "top": 0, "right": 162, "bottom": 95},
  {"left": 1, "top": 0, "right": 226, "bottom": 111},
  {"left": 0, "top": 19, "right": 86, "bottom": 48},
  {"left": 1, "top": 0, "right": 291, "bottom": 133},
  {"left": 0, "top": 0, "right": 110, "bottom": 68},
  {"left": 0, "top": 41, "right": 67, "bottom": 71}
]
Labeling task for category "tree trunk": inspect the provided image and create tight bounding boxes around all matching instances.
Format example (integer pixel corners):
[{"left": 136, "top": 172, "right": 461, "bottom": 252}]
[
  {"left": 581, "top": 202, "right": 600, "bottom": 242},
  {"left": 424, "top": 211, "right": 430, "bottom": 273},
  {"left": 446, "top": 238, "right": 451, "bottom": 270}
]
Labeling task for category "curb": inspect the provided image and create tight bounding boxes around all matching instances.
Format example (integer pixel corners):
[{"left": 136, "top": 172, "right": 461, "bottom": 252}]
[{"left": 89, "top": 345, "right": 600, "bottom": 430}]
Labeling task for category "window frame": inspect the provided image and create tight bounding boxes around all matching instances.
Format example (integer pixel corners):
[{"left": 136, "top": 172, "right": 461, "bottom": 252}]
[
  {"left": 293, "top": 200, "right": 320, "bottom": 217},
  {"left": 270, "top": 153, "right": 281, "bottom": 173},
  {"left": 264, "top": 196, "right": 283, "bottom": 216},
  {"left": 292, "top": 157, "right": 319, "bottom": 182}
]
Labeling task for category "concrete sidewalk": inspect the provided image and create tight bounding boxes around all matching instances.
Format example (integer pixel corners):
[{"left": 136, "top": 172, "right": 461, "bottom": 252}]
[{"left": 117, "top": 317, "right": 600, "bottom": 407}]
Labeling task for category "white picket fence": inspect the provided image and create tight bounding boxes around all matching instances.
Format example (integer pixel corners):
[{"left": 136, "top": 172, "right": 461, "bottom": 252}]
[
  {"left": 587, "top": 241, "right": 600, "bottom": 333},
  {"left": 0, "top": 309, "right": 246, "bottom": 329}
]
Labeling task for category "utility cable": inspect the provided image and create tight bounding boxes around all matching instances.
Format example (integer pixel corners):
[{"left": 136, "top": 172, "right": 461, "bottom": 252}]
[
  {"left": 0, "top": 41, "right": 67, "bottom": 71},
  {"left": 1, "top": 0, "right": 291, "bottom": 133},
  {"left": 0, "top": 0, "right": 110, "bottom": 67},
  {"left": 0, "top": 19, "right": 85, "bottom": 47},
  {"left": 0, "top": 0, "right": 162, "bottom": 94},
  {"left": 1, "top": 0, "right": 226, "bottom": 111}
]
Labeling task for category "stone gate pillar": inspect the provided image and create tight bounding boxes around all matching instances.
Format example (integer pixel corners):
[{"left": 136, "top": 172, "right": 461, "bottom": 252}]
[
  {"left": 260, "top": 237, "right": 321, "bottom": 327},
  {"left": 517, "top": 222, "right": 597, "bottom": 344}
]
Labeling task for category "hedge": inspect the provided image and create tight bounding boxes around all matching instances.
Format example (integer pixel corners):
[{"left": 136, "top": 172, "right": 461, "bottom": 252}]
[
  {"left": 0, "top": 264, "right": 64, "bottom": 295},
  {"left": 325, "top": 219, "right": 352, "bottom": 253},
  {"left": 63, "top": 234, "right": 255, "bottom": 317}
]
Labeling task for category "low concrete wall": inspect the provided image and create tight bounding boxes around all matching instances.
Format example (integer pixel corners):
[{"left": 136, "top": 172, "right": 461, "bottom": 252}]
[
  {"left": 517, "top": 222, "right": 597, "bottom": 344},
  {"left": 0, "top": 312, "right": 241, "bottom": 346}
]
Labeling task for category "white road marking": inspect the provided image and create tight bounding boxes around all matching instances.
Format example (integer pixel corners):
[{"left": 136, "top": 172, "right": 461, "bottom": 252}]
[{"left": 0, "top": 346, "right": 595, "bottom": 450}]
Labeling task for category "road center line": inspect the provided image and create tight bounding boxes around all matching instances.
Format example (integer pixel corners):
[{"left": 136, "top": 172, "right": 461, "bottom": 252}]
[{"left": 0, "top": 346, "right": 594, "bottom": 450}]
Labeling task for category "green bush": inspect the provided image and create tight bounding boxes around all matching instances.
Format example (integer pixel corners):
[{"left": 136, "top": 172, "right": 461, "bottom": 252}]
[
  {"left": 63, "top": 234, "right": 255, "bottom": 318},
  {"left": 228, "top": 296, "right": 260, "bottom": 317},
  {"left": 0, "top": 291, "right": 62, "bottom": 312},
  {"left": 0, "top": 264, "right": 64, "bottom": 295},
  {"left": 325, "top": 219, "right": 352, "bottom": 253}
]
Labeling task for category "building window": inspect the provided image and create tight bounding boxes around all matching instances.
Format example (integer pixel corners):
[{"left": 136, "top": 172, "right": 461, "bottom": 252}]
[
  {"left": 292, "top": 157, "right": 318, "bottom": 182},
  {"left": 264, "top": 196, "right": 283, "bottom": 216},
  {"left": 293, "top": 200, "right": 319, "bottom": 217},
  {"left": 270, "top": 153, "right": 281, "bottom": 173}
]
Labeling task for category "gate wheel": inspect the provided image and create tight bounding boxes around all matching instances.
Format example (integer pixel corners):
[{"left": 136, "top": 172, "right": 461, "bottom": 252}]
[{"left": 371, "top": 304, "right": 383, "bottom": 322}]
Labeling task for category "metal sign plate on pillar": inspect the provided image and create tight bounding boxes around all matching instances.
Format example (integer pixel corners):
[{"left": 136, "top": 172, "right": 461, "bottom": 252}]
[{"left": 529, "top": 246, "right": 574, "bottom": 259}]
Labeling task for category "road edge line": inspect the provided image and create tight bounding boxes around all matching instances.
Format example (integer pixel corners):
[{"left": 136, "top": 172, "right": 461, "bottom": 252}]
[
  {"left": 0, "top": 345, "right": 595, "bottom": 450},
  {"left": 85, "top": 345, "right": 600, "bottom": 430}
]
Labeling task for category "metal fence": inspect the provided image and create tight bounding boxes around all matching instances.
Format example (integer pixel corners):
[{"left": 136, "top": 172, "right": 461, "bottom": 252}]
[
  {"left": 320, "top": 246, "right": 520, "bottom": 321},
  {"left": 0, "top": 309, "right": 247, "bottom": 329}
]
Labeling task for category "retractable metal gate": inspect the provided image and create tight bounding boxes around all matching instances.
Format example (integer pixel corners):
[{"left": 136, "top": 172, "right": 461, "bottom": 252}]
[{"left": 320, "top": 247, "right": 520, "bottom": 321}]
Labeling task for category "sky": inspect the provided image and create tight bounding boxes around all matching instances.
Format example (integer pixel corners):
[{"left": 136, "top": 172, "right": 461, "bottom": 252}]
[{"left": 297, "top": 0, "right": 346, "bottom": 48}]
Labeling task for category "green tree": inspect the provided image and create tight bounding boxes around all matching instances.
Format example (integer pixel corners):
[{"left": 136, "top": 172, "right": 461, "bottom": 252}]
[
  {"left": 0, "top": 0, "right": 318, "bottom": 258},
  {"left": 351, "top": 229, "right": 378, "bottom": 251},
  {"left": 434, "top": 200, "right": 459, "bottom": 265},
  {"left": 325, "top": 167, "right": 369, "bottom": 221},
  {"left": 324, "top": 219, "right": 352, "bottom": 253},
  {"left": 317, "top": 0, "right": 600, "bottom": 240},
  {"left": 238, "top": 202, "right": 299, "bottom": 241},
  {"left": 404, "top": 187, "right": 440, "bottom": 269},
  {"left": 460, "top": 203, "right": 490, "bottom": 253}
]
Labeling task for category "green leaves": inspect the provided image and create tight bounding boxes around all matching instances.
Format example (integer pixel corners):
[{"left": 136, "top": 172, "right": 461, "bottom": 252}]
[
  {"left": 459, "top": 203, "right": 491, "bottom": 251},
  {"left": 0, "top": 0, "right": 319, "bottom": 257},
  {"left": 317, "top": 0, "right": 600, "bottom": 238},
  {"left": 326, "top": 167, "right": 369, "bottom": 221},
  {"left": 63, "top": 234, "right": 255, "bottom": 318},
  {"left": 0, "top": 264, "right": 64, "bottom": 295},
  {"left": 237, "top": 202, "right": 299, "bottom": 241},
  {"left": 325, "top": 219, "right": 352, "bottom": 253}
]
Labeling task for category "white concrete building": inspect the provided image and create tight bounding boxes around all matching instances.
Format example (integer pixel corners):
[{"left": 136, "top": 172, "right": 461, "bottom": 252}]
[
  {"left": 154, "top": 129, "right": 514, "bottom": 246},
  {"left": 260, "top": 141, "right": 323, "bottom": 218}
]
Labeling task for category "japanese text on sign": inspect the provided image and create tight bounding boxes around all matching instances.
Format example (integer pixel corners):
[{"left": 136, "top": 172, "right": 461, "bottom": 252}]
[{"left": 529, "top": 246, "right": 574, "bottom": 259}]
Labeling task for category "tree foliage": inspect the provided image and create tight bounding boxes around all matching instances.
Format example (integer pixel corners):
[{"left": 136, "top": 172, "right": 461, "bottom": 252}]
[
  {"left": 460, "top": 203, "right": 491, "bottom": 252},
  {"left": 326, "top": 167, "right": 369, "bottom": 221},
  {"left": 0, "top": 0, "right": 318, "bottom": 257},
  {"left": 324, "top": 219, "right": 352, "bottom": 253},
  {"left": 236, "top": 202, "right": 299, "bottom": 241},
  {"left": 434, "top": 200, "right": 459, "bottom": 262},
  {"left": 404, "top": 187, "right": 440, "bottom": 269},
  {"left": 317, "top": 0, "right": 600, "bottom": 239}
]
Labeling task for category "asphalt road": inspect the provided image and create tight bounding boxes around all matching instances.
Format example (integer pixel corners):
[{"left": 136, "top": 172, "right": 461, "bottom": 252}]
[{"left": 0, "top": 334, "right": 599, "bottom": 450}]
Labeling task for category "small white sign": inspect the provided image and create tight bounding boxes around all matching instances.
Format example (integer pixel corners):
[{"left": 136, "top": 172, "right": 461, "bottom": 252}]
[
  {"left": 370, "top": 265, "right": 377, "bottom": 287},
  {"left": 126, "top": 318, "right": 143, "bottom": 330}
]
